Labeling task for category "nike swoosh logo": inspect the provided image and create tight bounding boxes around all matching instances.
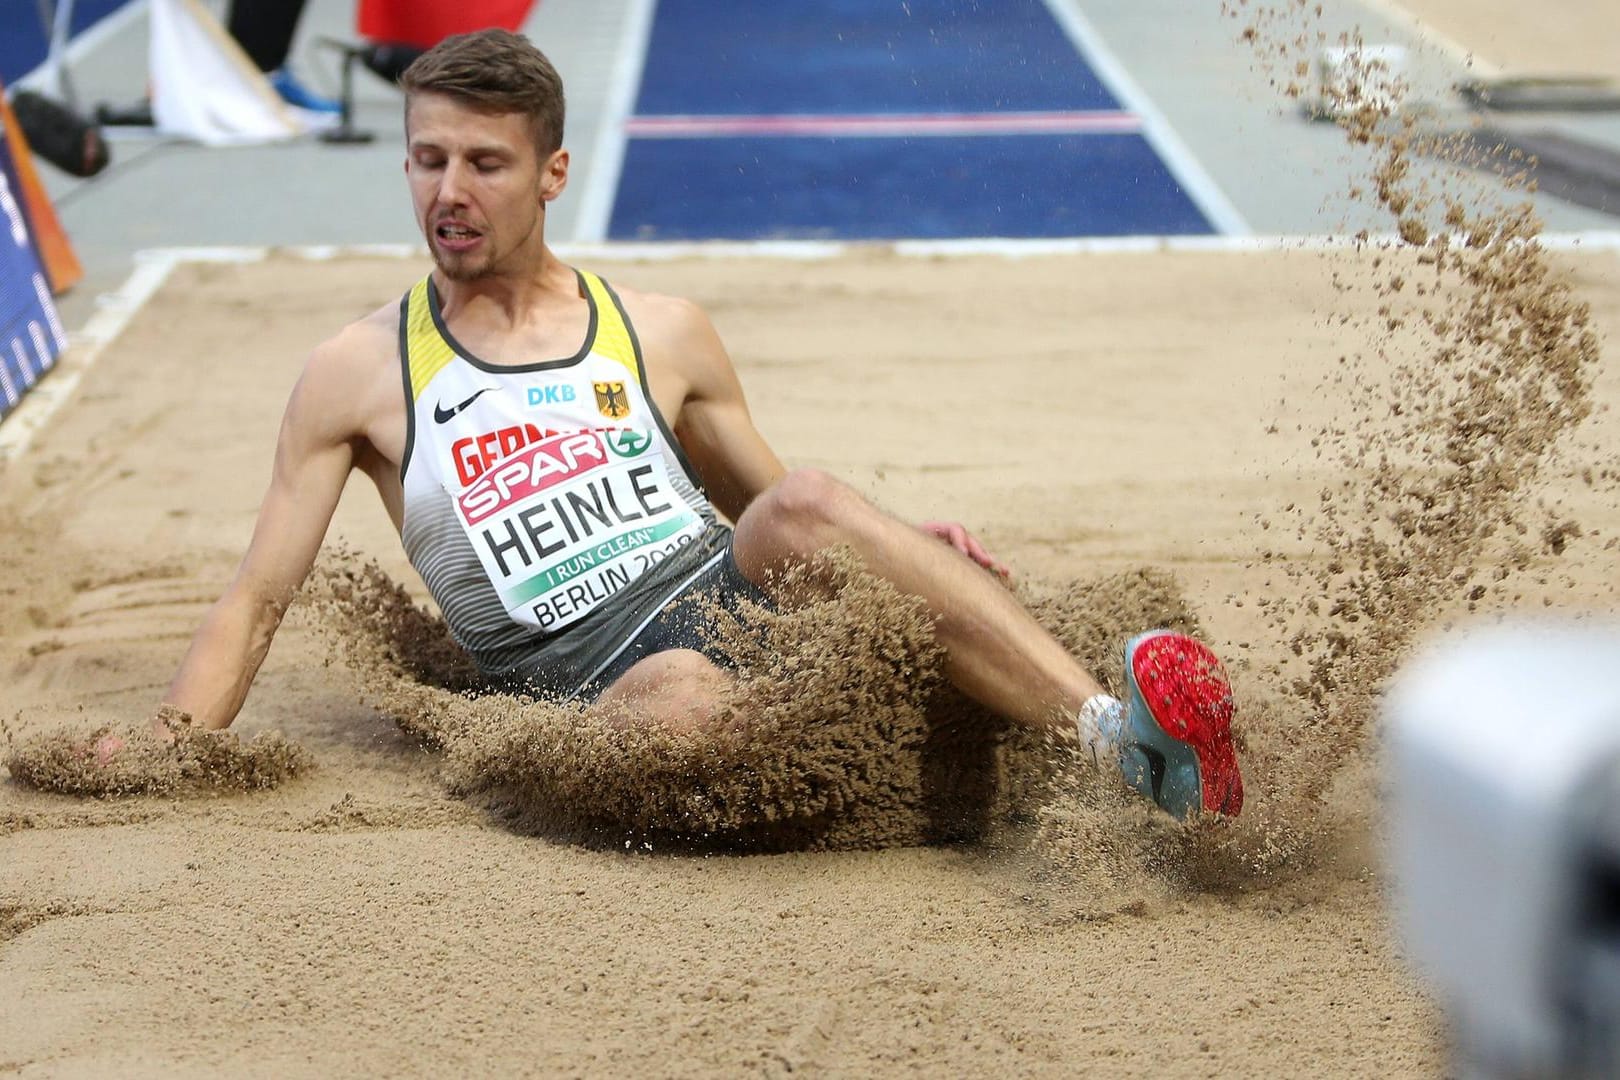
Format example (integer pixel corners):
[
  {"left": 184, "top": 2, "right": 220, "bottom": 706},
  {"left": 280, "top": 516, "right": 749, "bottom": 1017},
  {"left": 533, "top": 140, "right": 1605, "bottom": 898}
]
[{"left": 433, "top": 387, "right": 496, "bottom": 424}]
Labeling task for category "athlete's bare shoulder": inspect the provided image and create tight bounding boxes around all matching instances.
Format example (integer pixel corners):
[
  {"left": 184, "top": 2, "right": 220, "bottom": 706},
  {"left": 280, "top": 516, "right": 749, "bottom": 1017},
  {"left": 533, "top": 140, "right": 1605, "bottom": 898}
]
[
  {"left": 610, "top": 280, "right": 699, "bottom": 328},
  {"left": 611, "top": 285, "right": 729, "bottom": 378},
  {"left": 313, "top": 301, "right": 399, "bottom": 373},
  {"left": 285, "top": 300, "right": 407, "bottom": 457}
]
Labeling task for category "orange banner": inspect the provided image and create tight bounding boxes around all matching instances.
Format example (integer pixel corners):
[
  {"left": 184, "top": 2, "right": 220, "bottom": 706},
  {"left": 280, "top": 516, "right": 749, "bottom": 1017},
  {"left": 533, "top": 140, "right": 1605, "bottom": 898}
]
[{"left": 0, "top": 83, "right": 84, "bottom": 295}]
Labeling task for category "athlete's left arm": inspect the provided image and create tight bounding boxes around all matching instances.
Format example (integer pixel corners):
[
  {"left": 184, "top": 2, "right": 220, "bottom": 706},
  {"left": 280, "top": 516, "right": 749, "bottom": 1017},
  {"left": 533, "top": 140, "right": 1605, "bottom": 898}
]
[{"left": 638, "top": 295, "right": 786, "bottom": 523}]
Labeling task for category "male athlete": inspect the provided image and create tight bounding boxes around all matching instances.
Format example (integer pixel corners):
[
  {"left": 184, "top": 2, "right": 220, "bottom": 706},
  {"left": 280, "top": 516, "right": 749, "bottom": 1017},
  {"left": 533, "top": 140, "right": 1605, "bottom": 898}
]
[{"left": 149, "top": 30, "right": 1242, "bottom": 820}]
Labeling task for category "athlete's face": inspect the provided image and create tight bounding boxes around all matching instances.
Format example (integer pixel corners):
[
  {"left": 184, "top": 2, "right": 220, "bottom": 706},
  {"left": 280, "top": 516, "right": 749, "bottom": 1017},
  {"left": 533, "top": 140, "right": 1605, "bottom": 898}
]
[{"left": 405, "top": 93, "right": 568, "bottom": 282}]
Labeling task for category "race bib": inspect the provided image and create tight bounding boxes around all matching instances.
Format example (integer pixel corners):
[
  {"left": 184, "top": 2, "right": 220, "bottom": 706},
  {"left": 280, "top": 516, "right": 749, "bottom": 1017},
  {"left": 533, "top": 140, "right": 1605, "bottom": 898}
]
[{"left": 453, "top": 427, "right": 703, "bottom": 631}]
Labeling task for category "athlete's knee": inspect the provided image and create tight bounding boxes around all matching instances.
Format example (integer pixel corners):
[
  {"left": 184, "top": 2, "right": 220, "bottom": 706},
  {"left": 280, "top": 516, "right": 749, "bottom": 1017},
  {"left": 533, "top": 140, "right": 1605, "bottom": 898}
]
[
  {"left": 600, "top": 649, "right": 731, "bottom": 733},
  {"left": 743, "top": 468, "right": 857, "bottom": 550}
]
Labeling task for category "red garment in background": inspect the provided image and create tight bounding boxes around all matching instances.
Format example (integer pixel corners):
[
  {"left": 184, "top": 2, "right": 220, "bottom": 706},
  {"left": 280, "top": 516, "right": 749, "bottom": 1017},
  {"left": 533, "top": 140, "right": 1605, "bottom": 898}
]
[{"left": 358, "top": 0, "right": 537, "bottom": 50}]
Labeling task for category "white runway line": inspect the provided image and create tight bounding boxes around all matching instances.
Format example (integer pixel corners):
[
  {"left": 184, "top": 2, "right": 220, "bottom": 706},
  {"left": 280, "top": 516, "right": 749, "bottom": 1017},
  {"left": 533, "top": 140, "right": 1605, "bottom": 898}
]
[
  {"left": 271, "top": 243, "right": 423, "bottom": 261},
  {"left": 6, "top": 229, "right": 1615, "bottom": 460},
  {"left": 1040, "top": 0, "right": 1252, "bottom": 238},
  {"left": 572, "top": 0, "right": 658, "bottom": 244},
  {"left": 560, "top": 232, "right": 1620, "bottom": 259},
  {"left": 0, "top": 249, "right": 179, "bottom": 461},
  {"left": 59, "top": 231, "right": 1620, "bottom": 274}
]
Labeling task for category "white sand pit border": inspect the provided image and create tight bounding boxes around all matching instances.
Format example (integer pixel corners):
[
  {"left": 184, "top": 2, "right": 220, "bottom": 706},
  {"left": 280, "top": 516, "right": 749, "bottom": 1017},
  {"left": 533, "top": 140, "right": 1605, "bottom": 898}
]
[{"left": 3, "top": 229, "right": 1616, "bottom": 464}]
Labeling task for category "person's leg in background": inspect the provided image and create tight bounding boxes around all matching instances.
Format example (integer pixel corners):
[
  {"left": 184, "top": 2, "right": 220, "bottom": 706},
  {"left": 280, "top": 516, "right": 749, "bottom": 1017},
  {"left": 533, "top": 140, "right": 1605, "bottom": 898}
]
[{"left": 227, "top": 0, "right": 341, "bottom": 113}]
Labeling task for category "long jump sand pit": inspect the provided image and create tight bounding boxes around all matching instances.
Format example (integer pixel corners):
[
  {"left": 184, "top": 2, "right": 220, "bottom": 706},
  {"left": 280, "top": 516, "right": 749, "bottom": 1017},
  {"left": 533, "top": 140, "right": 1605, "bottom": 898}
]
[{"left": 2, "top": 240, "right": 1618, "bottom": 1075}]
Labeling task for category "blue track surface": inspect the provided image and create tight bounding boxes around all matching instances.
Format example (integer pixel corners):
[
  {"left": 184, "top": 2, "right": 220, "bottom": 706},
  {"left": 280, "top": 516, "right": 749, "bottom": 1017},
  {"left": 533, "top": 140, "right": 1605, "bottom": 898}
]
[
  {"left": 634, "top": 0, "right": 1119, "bottom": 114},
  {"left": 610, "top": 0, "right": 1213, "bottom": 240},
  {"left": 0, "top": 0, "right": 135, "bottom": 86},
  {"left": 614, "top": 134, "right": 1208, "bottom": 241}
]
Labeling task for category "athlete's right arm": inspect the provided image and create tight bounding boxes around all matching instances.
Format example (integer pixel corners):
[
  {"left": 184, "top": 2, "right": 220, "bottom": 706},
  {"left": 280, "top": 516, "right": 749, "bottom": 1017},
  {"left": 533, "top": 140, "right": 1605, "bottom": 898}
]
[{"left": 159, "top": 332, "right": 371, "bottom": 732}]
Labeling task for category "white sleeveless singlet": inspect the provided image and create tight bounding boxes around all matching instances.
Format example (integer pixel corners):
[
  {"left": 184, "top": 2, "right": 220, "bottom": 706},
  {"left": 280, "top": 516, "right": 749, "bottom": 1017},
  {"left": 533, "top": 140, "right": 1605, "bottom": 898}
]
[{"left": 397, "top": 269, "right": 722, "bottom": 689}]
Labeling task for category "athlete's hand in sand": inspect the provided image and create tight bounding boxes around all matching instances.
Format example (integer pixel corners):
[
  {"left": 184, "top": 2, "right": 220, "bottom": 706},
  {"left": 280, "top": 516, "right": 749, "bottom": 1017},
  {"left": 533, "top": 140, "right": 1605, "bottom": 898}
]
[
  {"left": 87, "top": 705, "right": 191, "bottom": 764},
  {"left": 90, "top": 731, "right": 126, "bottom": 764},
  {"left": 918, "top": 520, "right": 1010, "bottom": 579}
]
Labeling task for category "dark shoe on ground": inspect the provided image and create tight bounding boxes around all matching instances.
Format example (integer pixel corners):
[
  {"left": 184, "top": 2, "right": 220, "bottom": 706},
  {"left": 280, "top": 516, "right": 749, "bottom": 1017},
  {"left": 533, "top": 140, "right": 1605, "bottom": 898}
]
[{"left": 94, "top": 99, "right": 154, "bottom": 127}]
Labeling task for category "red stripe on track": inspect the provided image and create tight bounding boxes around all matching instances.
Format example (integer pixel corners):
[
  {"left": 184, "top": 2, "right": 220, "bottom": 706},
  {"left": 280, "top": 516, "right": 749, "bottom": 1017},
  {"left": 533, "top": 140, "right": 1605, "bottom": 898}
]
[{"left": 624, "top": 111, "right": 1142, "bottom": 138}]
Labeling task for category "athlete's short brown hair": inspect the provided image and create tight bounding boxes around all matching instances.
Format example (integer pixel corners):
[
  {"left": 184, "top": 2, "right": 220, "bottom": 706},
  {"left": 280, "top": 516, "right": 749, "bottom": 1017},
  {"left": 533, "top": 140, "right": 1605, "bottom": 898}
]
[{"left": 400, "top": 29, "right": 566, "bottom": 155}]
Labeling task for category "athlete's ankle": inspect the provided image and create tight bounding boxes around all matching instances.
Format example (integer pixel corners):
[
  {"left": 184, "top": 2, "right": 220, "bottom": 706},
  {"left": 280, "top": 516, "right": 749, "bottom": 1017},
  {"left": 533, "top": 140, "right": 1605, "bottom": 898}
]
[{"left": 1075, "top": 693, "right": 1125, "bottom": 772}]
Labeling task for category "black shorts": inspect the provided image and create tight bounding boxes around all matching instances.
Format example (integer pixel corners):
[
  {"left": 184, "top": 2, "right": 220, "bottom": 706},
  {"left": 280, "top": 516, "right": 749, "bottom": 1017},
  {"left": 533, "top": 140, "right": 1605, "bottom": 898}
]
[{"left": 568, "top": 537, "right": 770, "bottom": 701}]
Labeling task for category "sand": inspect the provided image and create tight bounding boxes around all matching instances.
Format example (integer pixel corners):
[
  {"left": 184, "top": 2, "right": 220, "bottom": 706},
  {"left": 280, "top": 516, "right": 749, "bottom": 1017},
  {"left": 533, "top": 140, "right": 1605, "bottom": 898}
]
[
  {"left": 2, "top": 239, "right": 1617, "bottom": 1073},
  {"left": 5, "top": 0, "right": 1620, "bottom": 1068},
  {"left": 1388, "top": 0, "right": 1620, "bottom": 82}
]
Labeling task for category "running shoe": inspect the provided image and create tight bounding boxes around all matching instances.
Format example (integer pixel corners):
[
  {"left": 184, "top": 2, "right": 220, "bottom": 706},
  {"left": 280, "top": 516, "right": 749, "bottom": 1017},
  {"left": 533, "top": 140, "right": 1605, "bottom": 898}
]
[
  {"left": 1119, "top": 630, "right": 1244, "bottom": 820},
  {"left": 269, "top": 68, "right": 342, "bottom": 115}
]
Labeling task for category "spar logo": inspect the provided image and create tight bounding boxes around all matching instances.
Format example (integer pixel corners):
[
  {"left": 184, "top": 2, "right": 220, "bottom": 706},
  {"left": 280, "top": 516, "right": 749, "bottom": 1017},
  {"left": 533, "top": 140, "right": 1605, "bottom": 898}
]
[
  {"left": 452, "top": 423, "right": 555, "bottom": 486},
  {"left": 604, "top": 428, "right": 650, "bottom": 458},
  {"left": 456, "top": 429, "right": 659, "bottom": 525},
  {"left": 450, "top": 423, "right": 647, "bottom": 486}
]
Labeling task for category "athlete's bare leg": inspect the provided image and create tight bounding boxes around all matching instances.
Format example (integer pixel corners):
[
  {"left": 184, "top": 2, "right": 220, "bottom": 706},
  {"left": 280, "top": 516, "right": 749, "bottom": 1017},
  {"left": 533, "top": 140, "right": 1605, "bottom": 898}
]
[
  {"left": 731, "top": 468, "right": 1104, "bottom": 730},
  {"left": 592, "top": 648, "right": 735, "bottom": 734},
  {"left": 594, "top": 473, "right": 1244, "bottom": 819}
]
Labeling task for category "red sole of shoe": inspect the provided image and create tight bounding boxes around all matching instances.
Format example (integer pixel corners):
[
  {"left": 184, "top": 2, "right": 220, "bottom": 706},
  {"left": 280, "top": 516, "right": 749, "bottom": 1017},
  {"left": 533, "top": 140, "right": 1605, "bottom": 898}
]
[{"left": 1130, "top": 633, "right": 1244, "bottom": 817}]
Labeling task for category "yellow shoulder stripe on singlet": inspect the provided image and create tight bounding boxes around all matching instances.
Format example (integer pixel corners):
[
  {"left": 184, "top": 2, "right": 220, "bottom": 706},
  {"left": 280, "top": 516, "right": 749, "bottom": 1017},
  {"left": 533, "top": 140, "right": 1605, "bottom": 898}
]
[
  {"left": 405, "top": 277, "right": 456, "bottom": 402},
  {"left": 577, "top": 270, "right": 641, "bottom": 383},
  {"left": 405, "top": 271, "right": 640, "bottom": 401}
]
